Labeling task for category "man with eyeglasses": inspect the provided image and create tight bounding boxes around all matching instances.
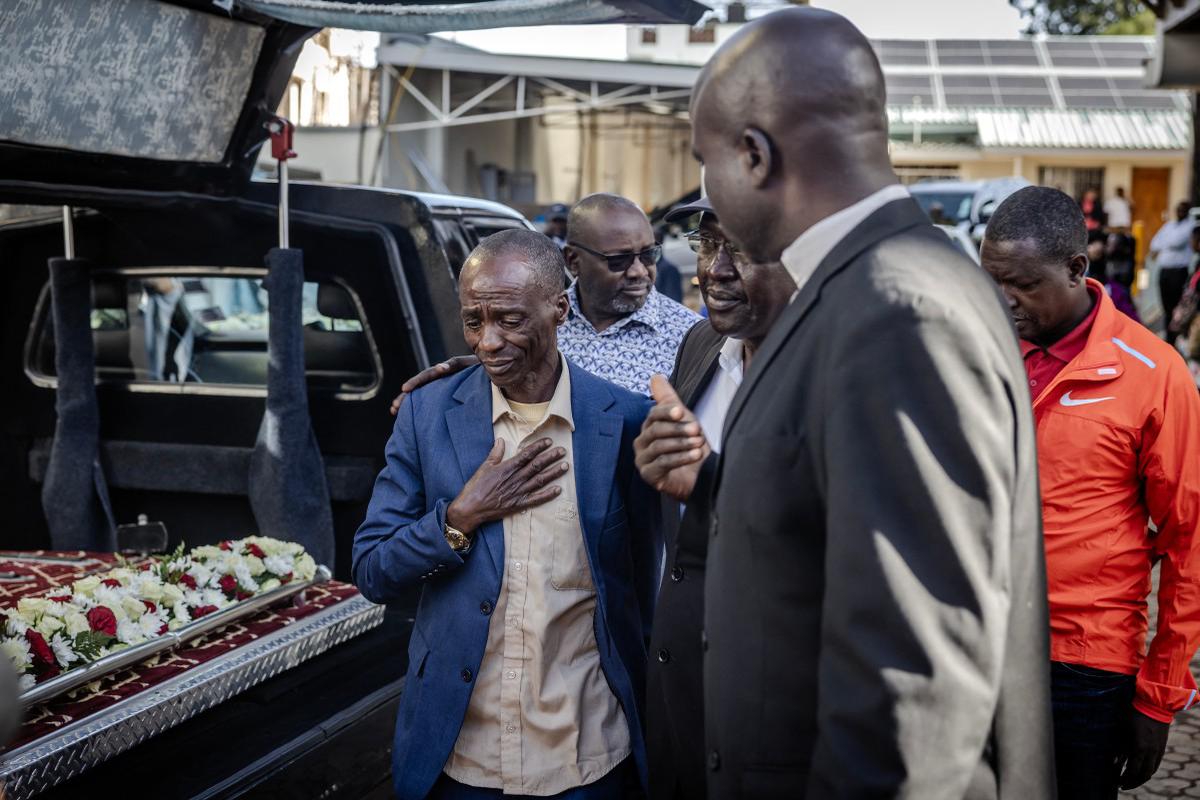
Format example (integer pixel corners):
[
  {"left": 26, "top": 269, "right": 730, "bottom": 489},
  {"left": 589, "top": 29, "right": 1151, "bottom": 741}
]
[
  {"left": 636, "top": 195, "right": 795, "bottom": 800},
  {"left": 555, "top": 193, "right": 700, "bottom": 395}
]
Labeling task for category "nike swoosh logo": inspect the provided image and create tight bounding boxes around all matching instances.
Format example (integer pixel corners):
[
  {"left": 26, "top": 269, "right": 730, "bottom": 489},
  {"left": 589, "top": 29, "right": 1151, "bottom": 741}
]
[{"left": 1060, "top": 391, "right": 1116, "bottom": 407}]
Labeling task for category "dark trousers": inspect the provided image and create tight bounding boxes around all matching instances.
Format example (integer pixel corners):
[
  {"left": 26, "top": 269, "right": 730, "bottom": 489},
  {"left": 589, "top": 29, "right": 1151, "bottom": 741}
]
[
  {"left": 428, "top": 762, "right": 629, "bottom": 800},
  {"left": 1050, "top": 661, "right": 1137, "bottom": 800},
  {"left": 1160, "top": 267, "right": 1190, "bottom": 345}
]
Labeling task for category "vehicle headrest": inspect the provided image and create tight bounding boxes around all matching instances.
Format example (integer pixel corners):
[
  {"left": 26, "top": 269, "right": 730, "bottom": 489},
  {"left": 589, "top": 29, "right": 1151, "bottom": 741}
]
[
  {"left": 317, "top": 284, "right": 358, "bottom": 321},
  {"left": 91, "top": 278, "right": 127, "bottom": 309}
]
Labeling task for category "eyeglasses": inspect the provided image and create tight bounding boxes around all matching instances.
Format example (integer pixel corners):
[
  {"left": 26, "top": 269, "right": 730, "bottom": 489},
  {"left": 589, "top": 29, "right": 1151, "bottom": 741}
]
[
  {"left": 686, "top": 231, "right": 746, "bottom": 264},
  {"left": 568, "top": 241, "right": 662, "bottom": 273}
]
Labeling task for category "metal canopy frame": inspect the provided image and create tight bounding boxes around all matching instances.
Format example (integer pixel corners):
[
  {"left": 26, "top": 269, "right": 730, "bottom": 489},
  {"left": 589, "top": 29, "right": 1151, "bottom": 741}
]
[{"left": 383, "top": 64, "right": 691, "bottom": 133}]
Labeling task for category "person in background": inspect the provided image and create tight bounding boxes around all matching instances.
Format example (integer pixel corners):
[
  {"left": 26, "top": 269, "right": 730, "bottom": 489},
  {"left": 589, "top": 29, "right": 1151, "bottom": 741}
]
[
  {"left": 1104, "top": 186, "right": 1133, "bottom": 231},
  {"left": 1080, "top": 187, "right": 1106, "bottom": 233},
  {"left": 981, "top": 186, "right": 1200, "bottom": 799},
  {"left": 543, "top": 203, "right": 569, "bottom": 249},
  {"left": 640, "top": 8, "right": 1054, "bottom": 797},
  {"left": 636, "top": 195, "right": 795, "bottom": 800},
  {"left": 653, "top": 227, "right": 684, "bottom": 303},
  {"left": 1150, "top": 201, "right": 1195, "bottom": 345},
  {"left": 1086, "top": 230, "right": 1109, "bottom": 282},
  {"left": 1168, "top": 225, "right": 1200, "bottom": 384},
  {"left": 355, "top": 230, "right": 660, "bottom": 800}
]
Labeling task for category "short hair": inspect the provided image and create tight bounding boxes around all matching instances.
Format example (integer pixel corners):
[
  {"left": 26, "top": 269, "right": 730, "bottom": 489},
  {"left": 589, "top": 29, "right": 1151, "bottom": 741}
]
[
  {"left": 567, "top": 193, "right": 646, "bottom": 245},
  {"left": 985, "top": 186, "right": 1086, "bottom": 263},
  {"left": 461, "top": 228, "right": 565, "bottom": 300}
]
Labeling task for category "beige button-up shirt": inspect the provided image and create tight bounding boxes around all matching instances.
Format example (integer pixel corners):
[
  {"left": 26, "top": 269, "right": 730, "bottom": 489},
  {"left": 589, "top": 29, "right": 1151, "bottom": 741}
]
[{"left": 443, "top": 358, "right": 631, "bottom": 795}]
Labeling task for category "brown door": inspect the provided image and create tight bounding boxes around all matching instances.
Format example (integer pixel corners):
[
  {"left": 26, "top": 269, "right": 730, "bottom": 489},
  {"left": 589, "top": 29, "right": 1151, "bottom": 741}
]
[{"left": 1131, "top": 167, "right": 1171, "bottom": 266}]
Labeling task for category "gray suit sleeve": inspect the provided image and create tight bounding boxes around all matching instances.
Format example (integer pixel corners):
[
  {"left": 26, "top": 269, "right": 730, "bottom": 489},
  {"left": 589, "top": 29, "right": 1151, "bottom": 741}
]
[{"left": 807, "top": 292, "right": 1017, "bottom": 798}]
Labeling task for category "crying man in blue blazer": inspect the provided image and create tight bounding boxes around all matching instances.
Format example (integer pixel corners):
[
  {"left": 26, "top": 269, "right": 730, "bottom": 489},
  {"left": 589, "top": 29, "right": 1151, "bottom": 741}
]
[{"left": 353, "top": 229, "right": 661, "bottom": 800}]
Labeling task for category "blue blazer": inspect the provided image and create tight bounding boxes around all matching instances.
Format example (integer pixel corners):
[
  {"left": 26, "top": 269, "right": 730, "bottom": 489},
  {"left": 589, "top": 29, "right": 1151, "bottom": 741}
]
[{"left": 352, "top": 362, "right": 660, "bottom": 800}]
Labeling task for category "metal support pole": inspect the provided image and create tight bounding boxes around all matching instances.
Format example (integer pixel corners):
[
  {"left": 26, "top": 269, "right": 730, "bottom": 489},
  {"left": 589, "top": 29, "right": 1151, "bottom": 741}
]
[
  {"left": 61, "top": 206, "right": 75, "bottom": 258},
  {"left": 278, "top": 159, "right": 289, "bottom": 249},
  {"left": 266, "top": 116, "right": 297, "bottom": 250}
]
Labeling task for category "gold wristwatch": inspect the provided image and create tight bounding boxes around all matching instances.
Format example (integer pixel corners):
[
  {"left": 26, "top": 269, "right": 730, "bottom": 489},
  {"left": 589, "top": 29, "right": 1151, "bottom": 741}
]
[{"left": 444, "top": 523, "right": 472, "bottom": 553}]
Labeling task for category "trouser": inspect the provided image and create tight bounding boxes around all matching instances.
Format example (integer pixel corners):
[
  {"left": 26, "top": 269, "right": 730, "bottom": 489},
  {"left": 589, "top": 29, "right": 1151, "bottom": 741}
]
[
  {"left": 428, "top": 761, "right": 630, "bottom": 800},
  {"left": 1050, "top": 661, "right": 1137, "bottom": 800},
  {"left": 1160, "top": 267, "right": 1190, "bottom": 345}
]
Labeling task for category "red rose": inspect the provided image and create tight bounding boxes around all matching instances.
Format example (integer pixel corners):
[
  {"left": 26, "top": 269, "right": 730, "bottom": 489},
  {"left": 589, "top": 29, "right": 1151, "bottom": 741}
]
[
  {"left": 192, "top": 605, "right": 218, "bottom": 618},
  {"left": 235, "top": 590, "right": 252, "bottom": 601},
  {"left": 101, "top": 579, "right": 121, "bottom": 589},
  {"left": 246, "top": 543, "right": 266, "bottom": 559},
  {"left": 219, "top": 541, "right": 233, "bottom": 551},
  {"left": 179, "top": 573, "right": 197, "bottom": 590},
  {"left": 157, "top": 623, "right": 168, "bottom": 635},
  {"left": 142, "top": 600, "right": 157, "bottom": 614},
  {"left": 86, "top": 606, "right": 118, "bottom": 637},
  {"left": 218, "top": 575, "right": 238, "bottom": 595},
  {"left": 25, "top": 629, "right": 55, "bottom": 667},
  {"left": 281, "top": 573, "right": 293, "bottom": 585},
  {"left": 49, "top": 595, "right": 70, "bottom": 603},
  {"left": 141, "top": 563, "right": 154, "bottom": 571}
]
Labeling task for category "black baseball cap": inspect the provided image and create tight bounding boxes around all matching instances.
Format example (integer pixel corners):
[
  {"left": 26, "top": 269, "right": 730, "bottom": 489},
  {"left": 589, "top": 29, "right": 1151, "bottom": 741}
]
[
  {"left": 664, "top": 195, "right": 714, "bottom": 224},
  {"left": 546, "top": 203, "right": 569, "bottom": 221}
]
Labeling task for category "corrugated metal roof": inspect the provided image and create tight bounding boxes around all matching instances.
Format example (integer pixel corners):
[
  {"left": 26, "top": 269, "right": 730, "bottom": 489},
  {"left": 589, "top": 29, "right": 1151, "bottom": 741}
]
[{"left": 974, "top": 109, "right": 1191, "bottom": 150}]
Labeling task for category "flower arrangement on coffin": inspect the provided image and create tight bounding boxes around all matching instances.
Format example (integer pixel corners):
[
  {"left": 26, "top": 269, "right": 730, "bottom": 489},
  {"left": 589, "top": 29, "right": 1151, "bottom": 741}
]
[{"left": 0, "top": 536, "right": 317, "bottom": 692}]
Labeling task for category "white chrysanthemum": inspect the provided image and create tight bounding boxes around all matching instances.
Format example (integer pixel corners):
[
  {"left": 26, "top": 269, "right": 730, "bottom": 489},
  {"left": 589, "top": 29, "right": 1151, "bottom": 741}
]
[
  {"left": 41, "top": 599, "right": 68, "bottom": 619},
  {"left": 64, "top": 612, "right": 90, "bottom": 638},
  {"left": 116, "top": 620, "right": 145, "bottom": 645},
  {"left": 4, "top": 611, "right": 30, "bottom": 637},
  {"left": 171, "top": 602, "right": 191, "bottom": 625},
  {"left": 201, "top": 589, "right": 226, "bottom": 608},
  {"left": 70, "top": 593, "right": 96, "bottom": 610},
  {"left": 93, "top": 587, "right": 126, "bottom": 616},
  {"left": 17, "top": 673, "right": 35, "bottom": 692},
  {"left": 188, "top": 564, "right": 212, "bottom": 588},
  {"left": 138, "top": 612, "right": 165, "bottom": 639},
  {"left": 182, "top": 590, "right": 204, "bottom": 608},
  {"left": 263, "top": 555, "right": 294, "bottom": 577},
  {"left": 49, "top": 633, "right": 75, "bottom": 668},
  {"left": 1, "top": 637, "right": 32, "bottom": 672},
  {"left": 167, "top": 557, "right": 192, "bottom": 574},
  {"left": 234, "top": 563, "right": 257, "bottom": 592}
]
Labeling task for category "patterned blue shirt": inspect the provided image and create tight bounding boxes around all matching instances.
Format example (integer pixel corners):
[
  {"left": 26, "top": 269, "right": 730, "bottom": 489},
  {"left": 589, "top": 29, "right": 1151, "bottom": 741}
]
[{"left": 557, "top": 284, "right": 701, "bottom": 395}]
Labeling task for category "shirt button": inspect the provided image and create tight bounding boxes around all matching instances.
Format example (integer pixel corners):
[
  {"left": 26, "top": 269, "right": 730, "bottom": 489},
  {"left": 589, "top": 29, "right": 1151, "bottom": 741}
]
[
  {"left": 710, "top": 514, "right": 719, "bottom": 538},
  {"left": 657, "top": 648, "right": 671, "bottom": 664},
  {"left": 461, "top": 668, "right": 473, "bottom": 683},
  {"left": 670, "top": 566, "right": 684, "bottom": 582},
  {"left": 480, "top": 600, "right": 493, "bottom": 615},
  {"left": 1030, "top": 379, "right": 1038, "bottom": 387},
  {"left": 513, "top": 561, "right": 523, "bottom": 572},
  {"left": 505, "top": 724, "right": 516, "bottom": 734},
  {"left": 708, "top": 750, "right": 721, "bottom": 771},
  {"left": 505, "top": 669, "right": 517, "bottom": 680}
]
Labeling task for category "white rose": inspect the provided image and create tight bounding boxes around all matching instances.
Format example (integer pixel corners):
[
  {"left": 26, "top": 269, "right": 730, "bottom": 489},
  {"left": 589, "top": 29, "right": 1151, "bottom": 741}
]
[
  {"left": 122, "top": 596, "right": 146, "bottom": 619},
  {"left": 135, "top": 577, "right": 164, "bottom": 603},
  {"left": 191, "top": 546, "right": 224, "bottom": 562},
  {"left": 160, "top": 584, "right": 185, "bottom": 605},
  {"left": 244, "top": 555, "right": 266, "bottom": 577},
  {"left": 259, "top": 578, "right": 281, "bottom": 593},
  {"left": 65, "top": 612, "right": 91, "bottom": 637},
  {"left": 72, "top": 576, "right": 101, "bottom": 596},
  {"left": 36, "top": 616, "right": 65, "bottom": 636},
  {"left": 1, "top": 637, "right": 32, "bottom": 672},
  {"left": 17, "top": 598, "right": 49, "bottom": 618},
  {"left": 294, "top": 554, "right": 317, "bottom": 581}
]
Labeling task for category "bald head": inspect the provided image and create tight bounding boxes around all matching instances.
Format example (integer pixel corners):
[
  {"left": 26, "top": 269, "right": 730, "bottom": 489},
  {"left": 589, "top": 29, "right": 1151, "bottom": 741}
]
[
  {"left": 690, "top": 7, "right": 897, "bottom": 262},
  {"left": 567, "top": 193, "right": 647, "bottom": 244}
]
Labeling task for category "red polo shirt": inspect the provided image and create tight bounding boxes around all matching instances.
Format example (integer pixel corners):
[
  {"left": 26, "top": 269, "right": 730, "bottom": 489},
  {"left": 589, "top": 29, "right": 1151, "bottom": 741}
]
[{"left": 1019, "top": 283, "right": 1102, "bottom": 399}]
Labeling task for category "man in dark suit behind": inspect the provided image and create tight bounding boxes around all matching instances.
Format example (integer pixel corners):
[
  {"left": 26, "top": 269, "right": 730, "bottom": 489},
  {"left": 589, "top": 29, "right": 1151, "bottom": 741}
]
[
  {"left": 639, "top": 8, "right": 1054, "bottom": 799},
  {"left": 638, "top": 196, "right": 794, "bottom": 800}
]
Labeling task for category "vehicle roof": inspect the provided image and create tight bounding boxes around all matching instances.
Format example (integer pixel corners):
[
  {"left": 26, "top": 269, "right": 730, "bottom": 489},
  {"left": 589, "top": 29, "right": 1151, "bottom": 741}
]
[{"left": 270, "top": 180, "right": 530, "bottom": 219}]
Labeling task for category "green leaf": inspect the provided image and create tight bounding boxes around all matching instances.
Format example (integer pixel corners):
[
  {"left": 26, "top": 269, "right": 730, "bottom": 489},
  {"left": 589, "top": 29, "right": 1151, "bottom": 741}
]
[{"left": 72, "top": 630, "right": 116, "bottom": 662}]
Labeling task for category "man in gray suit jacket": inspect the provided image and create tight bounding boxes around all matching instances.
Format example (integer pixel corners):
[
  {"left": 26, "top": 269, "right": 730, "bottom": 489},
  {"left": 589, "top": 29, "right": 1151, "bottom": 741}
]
[{"left": 639, "top": 8, "right": 1054, "bottom": 798}]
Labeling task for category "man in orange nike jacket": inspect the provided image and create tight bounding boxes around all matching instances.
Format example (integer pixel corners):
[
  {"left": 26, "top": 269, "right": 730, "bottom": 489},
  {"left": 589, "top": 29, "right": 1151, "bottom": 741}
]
[{"left": 982, "top": 187, "right": 1200, "bottom": 800}]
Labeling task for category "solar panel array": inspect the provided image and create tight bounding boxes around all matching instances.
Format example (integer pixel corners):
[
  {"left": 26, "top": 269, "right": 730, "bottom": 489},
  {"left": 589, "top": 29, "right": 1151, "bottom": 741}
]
[{"left": 873, "top": 37, "right": 1184, "bottom": 112}]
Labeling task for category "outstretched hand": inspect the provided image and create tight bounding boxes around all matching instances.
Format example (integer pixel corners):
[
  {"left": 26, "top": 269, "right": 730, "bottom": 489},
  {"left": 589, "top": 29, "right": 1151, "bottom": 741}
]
[
  {"left": 390, "top": 355, "right": 481, "bottom": 415},
  {"left": 634, "top": 375, "right": 710, "bottom": 502}
]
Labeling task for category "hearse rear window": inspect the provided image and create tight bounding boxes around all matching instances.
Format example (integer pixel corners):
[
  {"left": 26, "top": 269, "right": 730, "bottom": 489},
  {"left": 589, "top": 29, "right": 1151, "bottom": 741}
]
[{"left": 27, "top": 272, "right": 379, "bottom": 396}]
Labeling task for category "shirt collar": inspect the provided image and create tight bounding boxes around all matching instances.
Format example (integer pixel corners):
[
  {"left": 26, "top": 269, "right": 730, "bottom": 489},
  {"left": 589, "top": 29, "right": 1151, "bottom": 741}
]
[
  {"left": 490, "top": 353, "right": 576, "bottom": 431},
  {"left": 780, "top": 184, "right": 912, "bottom": 293},
  {"left": 1018, "top": 282, "right": 1103, "bottom": 365},
  {"left": 566, "top": 282, "right": 663, "bottom": 333},
  {"left": 717, "top": 337, "right": 745, "bottom": 385}
]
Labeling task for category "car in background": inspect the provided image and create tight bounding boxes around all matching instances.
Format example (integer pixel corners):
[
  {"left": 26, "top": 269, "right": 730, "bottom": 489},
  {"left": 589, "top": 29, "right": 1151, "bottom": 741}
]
[
  {"left": 909, "top": 177, "right": 1030, "bottom": 244},
  {"left": 936, "top": 224, "right": 981, "bottom": 264}
]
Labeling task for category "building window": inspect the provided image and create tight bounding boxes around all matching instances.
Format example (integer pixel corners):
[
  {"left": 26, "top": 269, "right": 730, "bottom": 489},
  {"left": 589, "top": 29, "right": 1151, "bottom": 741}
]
[
  {"left": 1038, "top": 166, "right": 1106, "bottom": 202},
  {"left": 688, "top": 24, "right": 716, "bottom": 44},
  {"left": 640, "top": 27, "right": 657, "bottom": 44}
]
